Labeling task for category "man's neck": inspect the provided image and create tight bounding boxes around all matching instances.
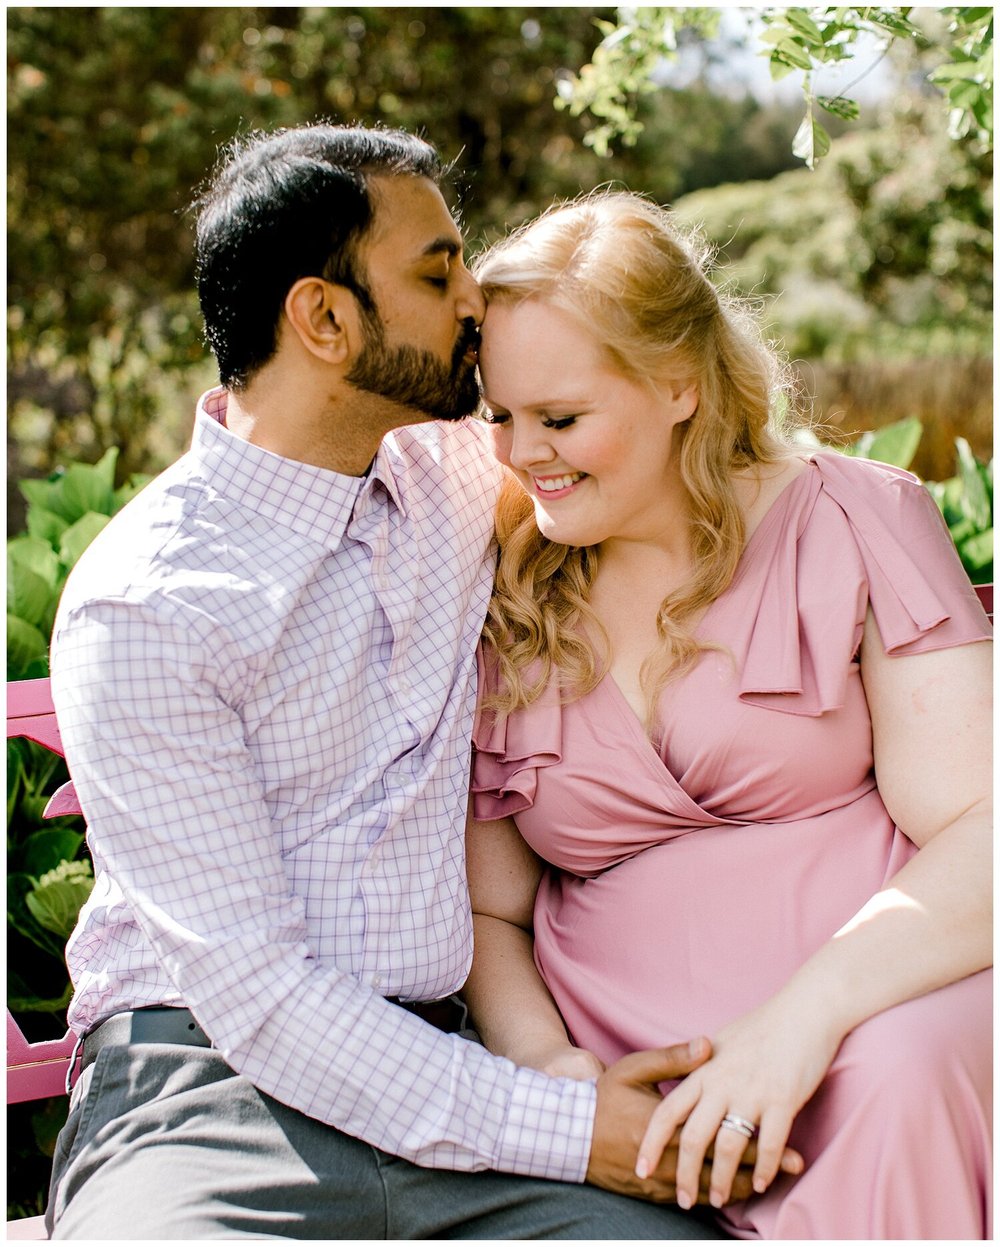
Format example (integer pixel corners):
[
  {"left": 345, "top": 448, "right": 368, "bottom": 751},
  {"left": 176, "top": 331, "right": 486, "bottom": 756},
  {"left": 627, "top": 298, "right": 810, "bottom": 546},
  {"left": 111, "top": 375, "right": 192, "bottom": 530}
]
[{"left": 223, "top": 366, "right": 421, "bottom": 477}]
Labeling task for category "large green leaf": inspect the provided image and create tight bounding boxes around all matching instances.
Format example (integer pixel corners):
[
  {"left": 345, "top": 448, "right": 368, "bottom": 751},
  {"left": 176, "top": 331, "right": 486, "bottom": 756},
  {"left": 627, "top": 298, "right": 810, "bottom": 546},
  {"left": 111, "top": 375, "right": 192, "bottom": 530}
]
[
  {"left": 8, "top": 535, "right": 60, "bottom": 587},
  {"left": 25, "top": 505, "right": 70, "bottom": 548},
  {"left": 848, "top": 417, "right": 923, "bottom": 469},
  {"left": 7, "top": 873, "right": 67, "bottom": 960},
  {"left": 21, "top": 830, "right": 86, "bottom": 879},
  {"left": 955, "top": 437, "right": 992, "bottom": 530},
  {"left": 7, "top": 614, "right": 50, "bottom": 679},
  {"left": 6, "top": 560, "right": 57, "bottom": 631},
  {"left": 113, "top": 474, "right": 151, "bottom": 513},
  {"left": 26, "top": 860, "right": 94, "bottom": 939},
  {"left": 6, "top": 980, "right": 74, "bottom": 1015},
  {"left": 958, "top": 528, "right": 993, "bottom": 576},
  {"left": 19, "top": 448, "right": 119, "bottom": 525},
  {"left": 58, "top": 511, "right": 111, "bottom": 570}
]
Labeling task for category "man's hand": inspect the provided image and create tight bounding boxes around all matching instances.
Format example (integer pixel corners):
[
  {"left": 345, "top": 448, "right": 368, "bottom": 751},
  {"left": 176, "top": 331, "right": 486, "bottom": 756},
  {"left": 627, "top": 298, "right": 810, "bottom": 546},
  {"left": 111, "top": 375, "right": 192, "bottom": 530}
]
[{"left": 586, "top": 1038, "right": 804, "bottom": 1206}]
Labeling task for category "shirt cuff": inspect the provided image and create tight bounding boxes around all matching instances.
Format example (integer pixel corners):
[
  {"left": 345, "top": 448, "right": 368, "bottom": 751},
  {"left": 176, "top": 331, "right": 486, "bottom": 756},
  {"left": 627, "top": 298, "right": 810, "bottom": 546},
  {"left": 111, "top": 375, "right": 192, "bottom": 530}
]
[{"left": 494, "top": 1065, "right": 597, "bottom": 1183}]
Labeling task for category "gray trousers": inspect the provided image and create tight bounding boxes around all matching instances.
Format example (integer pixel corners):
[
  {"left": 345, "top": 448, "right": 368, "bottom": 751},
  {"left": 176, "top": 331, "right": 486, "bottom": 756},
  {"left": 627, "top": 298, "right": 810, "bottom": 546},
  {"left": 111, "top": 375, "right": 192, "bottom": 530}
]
[{"left": 47, "top": 1043, "right": 724, "bottom": 1240}]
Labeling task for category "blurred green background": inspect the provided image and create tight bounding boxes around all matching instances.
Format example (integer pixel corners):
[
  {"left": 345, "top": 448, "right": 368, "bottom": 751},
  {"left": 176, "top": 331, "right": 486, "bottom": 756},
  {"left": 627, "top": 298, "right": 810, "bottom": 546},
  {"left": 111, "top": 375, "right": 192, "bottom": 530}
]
[
  {"left": 5, "top": 4, "right": 993, "bottom": 1219},
  {"left": 8, "top": 5, "right": 992, "bottom": 531}
]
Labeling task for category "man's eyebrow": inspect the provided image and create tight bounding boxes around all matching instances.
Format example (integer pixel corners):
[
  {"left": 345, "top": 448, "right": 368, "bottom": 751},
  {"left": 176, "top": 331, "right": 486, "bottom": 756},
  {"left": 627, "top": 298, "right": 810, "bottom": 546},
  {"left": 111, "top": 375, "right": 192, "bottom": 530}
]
[{"left": 421, "top": 236, "right": 462, "bottom": 259}]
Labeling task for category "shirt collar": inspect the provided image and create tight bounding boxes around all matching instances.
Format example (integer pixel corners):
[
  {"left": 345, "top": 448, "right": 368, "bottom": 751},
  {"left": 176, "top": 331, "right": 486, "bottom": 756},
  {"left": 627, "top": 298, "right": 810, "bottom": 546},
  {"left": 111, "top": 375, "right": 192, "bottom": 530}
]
[{"left": 192, "top": 388, "right": 405, "bottom": 551}]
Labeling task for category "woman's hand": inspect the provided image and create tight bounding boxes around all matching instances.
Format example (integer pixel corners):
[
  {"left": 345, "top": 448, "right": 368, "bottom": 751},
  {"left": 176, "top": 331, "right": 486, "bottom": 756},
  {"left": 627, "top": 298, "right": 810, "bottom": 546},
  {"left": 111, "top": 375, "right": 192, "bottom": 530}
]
[{"left": 635, "top": 991, "right": 836, "bottom": 1208}]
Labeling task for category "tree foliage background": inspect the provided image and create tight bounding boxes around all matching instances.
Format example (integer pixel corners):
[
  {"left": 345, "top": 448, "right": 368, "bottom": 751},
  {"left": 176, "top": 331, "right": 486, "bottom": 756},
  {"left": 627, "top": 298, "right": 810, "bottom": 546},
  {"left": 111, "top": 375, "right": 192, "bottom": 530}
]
[{"left": 9, "top": 5, "right": 991, "bottom": 535}]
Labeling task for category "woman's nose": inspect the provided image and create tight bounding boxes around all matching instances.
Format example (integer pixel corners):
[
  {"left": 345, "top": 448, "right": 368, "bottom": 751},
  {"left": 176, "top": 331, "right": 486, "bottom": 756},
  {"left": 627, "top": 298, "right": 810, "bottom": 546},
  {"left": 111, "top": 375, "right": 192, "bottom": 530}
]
[{"left": 507, "top": 420, "right": 554, "bottom": 472}]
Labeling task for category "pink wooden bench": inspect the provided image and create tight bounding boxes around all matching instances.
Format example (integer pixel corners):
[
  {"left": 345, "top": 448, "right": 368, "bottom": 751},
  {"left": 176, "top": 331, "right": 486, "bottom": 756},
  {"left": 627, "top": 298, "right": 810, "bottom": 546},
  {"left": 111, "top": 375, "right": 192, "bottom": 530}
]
[
  {"left": 6, "top": 579, "right": 994, "bottom": 1236},
  {"left": 7, "top": 678, "right": 80, "bottom": 1239}
]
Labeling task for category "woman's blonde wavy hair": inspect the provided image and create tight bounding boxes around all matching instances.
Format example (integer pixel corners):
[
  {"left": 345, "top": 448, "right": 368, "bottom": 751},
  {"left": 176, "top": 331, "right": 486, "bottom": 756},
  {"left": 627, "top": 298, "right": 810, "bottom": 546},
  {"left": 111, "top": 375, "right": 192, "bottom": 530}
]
[{"left": 473, "top": 190, "right": 800, "bottom": 722}]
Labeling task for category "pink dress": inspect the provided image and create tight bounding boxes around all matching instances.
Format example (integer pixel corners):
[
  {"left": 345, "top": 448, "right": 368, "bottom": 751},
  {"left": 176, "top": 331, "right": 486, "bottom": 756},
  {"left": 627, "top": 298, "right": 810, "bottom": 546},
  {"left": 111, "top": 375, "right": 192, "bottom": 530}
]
[{"left": 473, "top": 453, "right": 992, "bottom": 1240}]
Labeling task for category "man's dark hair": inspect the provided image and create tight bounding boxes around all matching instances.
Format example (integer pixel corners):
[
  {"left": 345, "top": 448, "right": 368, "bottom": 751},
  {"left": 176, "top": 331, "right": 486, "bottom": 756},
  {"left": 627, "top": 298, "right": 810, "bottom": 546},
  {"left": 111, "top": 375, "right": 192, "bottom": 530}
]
[{"left": 194, "top": 124, "right": 445, "bottom": 389}]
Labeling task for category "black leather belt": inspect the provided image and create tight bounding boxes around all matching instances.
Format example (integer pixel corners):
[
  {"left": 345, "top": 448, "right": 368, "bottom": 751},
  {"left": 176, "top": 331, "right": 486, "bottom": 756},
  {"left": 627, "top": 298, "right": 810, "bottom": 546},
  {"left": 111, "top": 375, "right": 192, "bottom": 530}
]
[
  {"left": 81, "top": 1007, "right": 211, "bottom": 1071},
  {"left": 389, "top": 995, "right": 467, "bottom": 1033},
  {"left": 81, "top": 996, "right": 467, "bottom": 1072}
]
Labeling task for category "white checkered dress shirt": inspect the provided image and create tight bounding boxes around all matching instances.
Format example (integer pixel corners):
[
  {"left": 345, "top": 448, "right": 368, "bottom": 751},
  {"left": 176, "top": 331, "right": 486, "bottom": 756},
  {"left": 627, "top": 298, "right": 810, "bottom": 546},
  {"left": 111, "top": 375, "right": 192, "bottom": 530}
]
[{"left": 51, "top": 388, "right": 595, "bottom": 1181}]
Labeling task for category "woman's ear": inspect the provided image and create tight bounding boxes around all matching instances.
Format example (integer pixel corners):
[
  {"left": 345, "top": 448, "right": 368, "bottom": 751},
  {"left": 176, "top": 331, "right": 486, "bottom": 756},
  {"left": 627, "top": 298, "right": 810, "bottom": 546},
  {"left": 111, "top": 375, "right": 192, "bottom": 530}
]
[
  {"left": 670, "top": 381, "right": 700, "bottom": 423},
  {"left": 283, "top": 277, "right": 358, "bottom": 366}
]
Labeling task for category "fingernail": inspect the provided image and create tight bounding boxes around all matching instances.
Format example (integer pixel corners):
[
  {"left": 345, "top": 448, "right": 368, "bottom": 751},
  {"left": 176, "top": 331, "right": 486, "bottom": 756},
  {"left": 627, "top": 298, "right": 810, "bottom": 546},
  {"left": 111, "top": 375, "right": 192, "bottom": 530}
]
[
  {"left": 677, "top": 1190, "right": 692, "bottom": 1210},
  {"left": 710, "top": 1191, "right": 723, "bottom": 1209},
  {"left": 753, "top": 1178, "right": 767, "bottom": 1194},
  {"left": 635, "top": 1158, "right": 649, "bottom": 1180}
]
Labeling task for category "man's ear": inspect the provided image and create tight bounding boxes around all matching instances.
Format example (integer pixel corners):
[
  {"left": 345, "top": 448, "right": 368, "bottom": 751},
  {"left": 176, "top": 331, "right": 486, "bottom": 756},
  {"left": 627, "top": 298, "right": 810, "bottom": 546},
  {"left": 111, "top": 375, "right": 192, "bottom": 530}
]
[{"left": 283, "top": 277, "right": 358, "bottom": 366}]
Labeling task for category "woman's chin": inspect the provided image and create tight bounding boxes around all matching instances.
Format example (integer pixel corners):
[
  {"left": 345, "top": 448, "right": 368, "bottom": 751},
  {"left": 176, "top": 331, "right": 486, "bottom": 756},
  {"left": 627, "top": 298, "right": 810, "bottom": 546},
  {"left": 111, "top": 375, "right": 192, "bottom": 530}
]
[{"left": 533, "top": 505, "right": 601, "bottom": 548}]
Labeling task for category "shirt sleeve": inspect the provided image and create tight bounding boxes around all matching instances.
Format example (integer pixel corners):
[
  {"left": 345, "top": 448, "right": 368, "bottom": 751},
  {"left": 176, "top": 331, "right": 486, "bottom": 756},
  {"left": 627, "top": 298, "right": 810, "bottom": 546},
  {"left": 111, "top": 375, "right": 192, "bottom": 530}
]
[{"left": 51, "top": 595, "right": 596, "bottom": 1182}]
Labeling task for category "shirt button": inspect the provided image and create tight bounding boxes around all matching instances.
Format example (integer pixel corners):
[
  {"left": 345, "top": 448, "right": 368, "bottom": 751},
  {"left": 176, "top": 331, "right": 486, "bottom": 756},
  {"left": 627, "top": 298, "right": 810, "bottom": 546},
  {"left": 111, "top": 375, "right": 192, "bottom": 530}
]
[{"left": 371, "top": 973, "right": 384, "bottom": 989}]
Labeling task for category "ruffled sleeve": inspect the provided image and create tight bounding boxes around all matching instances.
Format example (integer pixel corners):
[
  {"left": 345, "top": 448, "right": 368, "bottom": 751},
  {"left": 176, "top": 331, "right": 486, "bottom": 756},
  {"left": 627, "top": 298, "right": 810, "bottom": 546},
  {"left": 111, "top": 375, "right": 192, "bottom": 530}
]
[
  {"left": 471, "top": 645, "right": 563, "bottom": 820},
  {"left": 812, "top": 452, "right": 991, "bottom": 653},
  {"left": 734, "top": 453, "right": 991, "bottom": 717}
]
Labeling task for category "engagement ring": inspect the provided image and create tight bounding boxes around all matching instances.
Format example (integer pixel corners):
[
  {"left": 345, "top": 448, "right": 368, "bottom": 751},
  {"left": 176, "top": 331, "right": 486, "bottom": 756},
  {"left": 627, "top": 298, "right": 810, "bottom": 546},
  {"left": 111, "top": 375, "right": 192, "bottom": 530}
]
[{"left": 720, "top": 1113, "right": 757, "bottom": 1139}]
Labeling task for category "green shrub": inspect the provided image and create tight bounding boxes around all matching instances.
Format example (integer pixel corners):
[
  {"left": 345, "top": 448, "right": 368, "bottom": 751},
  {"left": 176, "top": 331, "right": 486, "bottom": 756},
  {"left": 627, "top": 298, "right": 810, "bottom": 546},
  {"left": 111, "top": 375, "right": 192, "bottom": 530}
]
[
  {"left": 8, "top": 448, "right": 151, "bottom": 1017},
  {"left": 7, "top": 449, "right": 149, "bottom": 1219}
]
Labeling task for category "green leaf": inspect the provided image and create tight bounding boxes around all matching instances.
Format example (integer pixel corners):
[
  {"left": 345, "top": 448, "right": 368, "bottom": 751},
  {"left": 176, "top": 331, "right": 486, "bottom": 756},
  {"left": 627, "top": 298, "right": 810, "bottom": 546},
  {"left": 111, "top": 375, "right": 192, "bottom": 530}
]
[
  {"left": 112, "top": 474, "right": 151, "bottom": 512},
  {"left": 846, "top": 418, "right": 923, "bottom": 469},
  {"left": 6, "top": 554, "right": 58, "bottom": 630},
  {"left": 19, "top": 448, "right": 119, "bottom": 525},
  {"left": 784, "top": 9, "right": 825, "bottom": 46},
  {"left": 8, "top": 535, "right": 60, "bottom": 587},
  {"left": 7, "top": 614, "right": 49, "bottom": 680},
  {"left": 32, "top": 1097, "right": 70, "bottom": 1159},
  {"left": 817, "top": 94, "right": 861, "bottom": 121},
  {"left": 955, "top": 438, "right": 992, "bottom": 529},
  {"left": 58, "top": 512, "right": 111, "bottom": 570},
  {"left": 7, "top": 873, "right": 68, "bottom": 959},
  {"left": 792, "top": 113, "right": 831, "bottom": 169},
  {"left": 8, "top": 738, "right": 27, "bottom": 826},
  {"left": 26, "top": 860, "right": 94, "bottom": 939},
  {"left": 21, "top": 830, "right": 86, "bottom": 879},
  {"left": 948, "top": 79, "right": 987, "bottom": 109},
  {"left": 25, "top": 506, "right": 70, "bottom": 548},
  {"left": 768, "top": 57, "right": 799, "bottom": 82},
  {"left": 929, "top": 60, "right": 984, "bottom": 83},
  {"left": 774, "top": 38, "right": 816, "bottom": 71},
  {"left": 957, "top": 528, "right": 993, "bottom": 574}
]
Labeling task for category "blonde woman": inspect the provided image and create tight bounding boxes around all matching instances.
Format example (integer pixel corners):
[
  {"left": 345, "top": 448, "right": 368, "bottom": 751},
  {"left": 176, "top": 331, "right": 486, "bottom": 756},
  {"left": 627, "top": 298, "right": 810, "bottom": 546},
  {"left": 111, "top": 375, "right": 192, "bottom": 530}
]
[{"left": 463, "top": 192, "right": 992, "bottom": 1239}]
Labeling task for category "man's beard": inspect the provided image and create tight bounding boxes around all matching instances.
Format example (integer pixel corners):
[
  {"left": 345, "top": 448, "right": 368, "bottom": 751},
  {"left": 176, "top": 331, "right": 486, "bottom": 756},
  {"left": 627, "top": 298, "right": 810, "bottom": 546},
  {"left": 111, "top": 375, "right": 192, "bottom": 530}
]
[{"left": 346, "top": 312, "right": 480, "bottom": 422}]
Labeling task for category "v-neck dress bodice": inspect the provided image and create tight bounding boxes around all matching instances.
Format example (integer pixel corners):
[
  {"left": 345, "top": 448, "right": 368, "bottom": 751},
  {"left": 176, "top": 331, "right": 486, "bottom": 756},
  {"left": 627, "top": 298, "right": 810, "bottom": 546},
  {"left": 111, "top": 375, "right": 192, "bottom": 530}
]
[{"left": 472, "top": 453, "right": 992, "bottom": 1239}]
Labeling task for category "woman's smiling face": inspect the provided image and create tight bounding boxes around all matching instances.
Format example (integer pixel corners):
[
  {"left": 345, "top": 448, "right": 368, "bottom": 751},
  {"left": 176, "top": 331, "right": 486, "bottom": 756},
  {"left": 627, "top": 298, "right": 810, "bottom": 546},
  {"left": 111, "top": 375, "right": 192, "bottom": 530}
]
[{"left": 478, "top": 298, "right": 698, "bottom": 550}]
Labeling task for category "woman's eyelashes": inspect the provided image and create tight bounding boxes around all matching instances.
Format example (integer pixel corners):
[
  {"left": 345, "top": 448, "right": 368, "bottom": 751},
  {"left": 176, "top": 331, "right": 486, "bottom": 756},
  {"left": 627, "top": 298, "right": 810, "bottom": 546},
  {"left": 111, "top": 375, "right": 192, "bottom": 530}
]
[{"left": 479, "top": 408, "right": 580, "bottom": 430}]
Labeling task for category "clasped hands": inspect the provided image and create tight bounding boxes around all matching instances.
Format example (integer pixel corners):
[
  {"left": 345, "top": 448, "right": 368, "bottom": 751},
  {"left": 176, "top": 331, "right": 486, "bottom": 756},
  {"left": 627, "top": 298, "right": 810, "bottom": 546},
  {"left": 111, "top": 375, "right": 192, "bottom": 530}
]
[{"left": 543, "top": 1033, "right": 807, "bottom": 1208}]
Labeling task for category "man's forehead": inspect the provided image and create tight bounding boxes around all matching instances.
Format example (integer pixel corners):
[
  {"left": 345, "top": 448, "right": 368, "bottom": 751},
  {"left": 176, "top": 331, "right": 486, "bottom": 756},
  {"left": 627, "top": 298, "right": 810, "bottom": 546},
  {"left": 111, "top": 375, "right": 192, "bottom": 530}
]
[{"left": 366, "top": 175, "right": 463, "bottom": 256}]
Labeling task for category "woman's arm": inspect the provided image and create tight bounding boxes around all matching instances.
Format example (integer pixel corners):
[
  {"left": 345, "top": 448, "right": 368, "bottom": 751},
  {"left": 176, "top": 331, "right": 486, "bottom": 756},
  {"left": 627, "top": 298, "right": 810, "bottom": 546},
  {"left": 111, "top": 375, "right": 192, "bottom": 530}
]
[
  {"left": 636, "top": 615, "right": 992, "bottom": 1209},
  {"left": 463, "top": 803, "right": 605, "bottom": 1078}
]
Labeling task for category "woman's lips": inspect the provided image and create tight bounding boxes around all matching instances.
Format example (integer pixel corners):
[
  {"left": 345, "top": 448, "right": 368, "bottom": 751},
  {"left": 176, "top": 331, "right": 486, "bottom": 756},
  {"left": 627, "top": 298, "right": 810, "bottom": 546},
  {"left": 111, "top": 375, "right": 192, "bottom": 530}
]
[{"left": 533, "top": 472, "right": 586, "bottom": 498}]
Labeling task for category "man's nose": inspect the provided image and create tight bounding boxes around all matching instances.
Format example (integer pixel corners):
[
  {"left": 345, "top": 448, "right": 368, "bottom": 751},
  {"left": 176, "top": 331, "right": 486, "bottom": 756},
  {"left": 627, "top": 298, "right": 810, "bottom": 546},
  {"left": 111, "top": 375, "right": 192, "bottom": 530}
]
[{"left": 455, "top": 267, "right": 486, "bottom": 325}]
